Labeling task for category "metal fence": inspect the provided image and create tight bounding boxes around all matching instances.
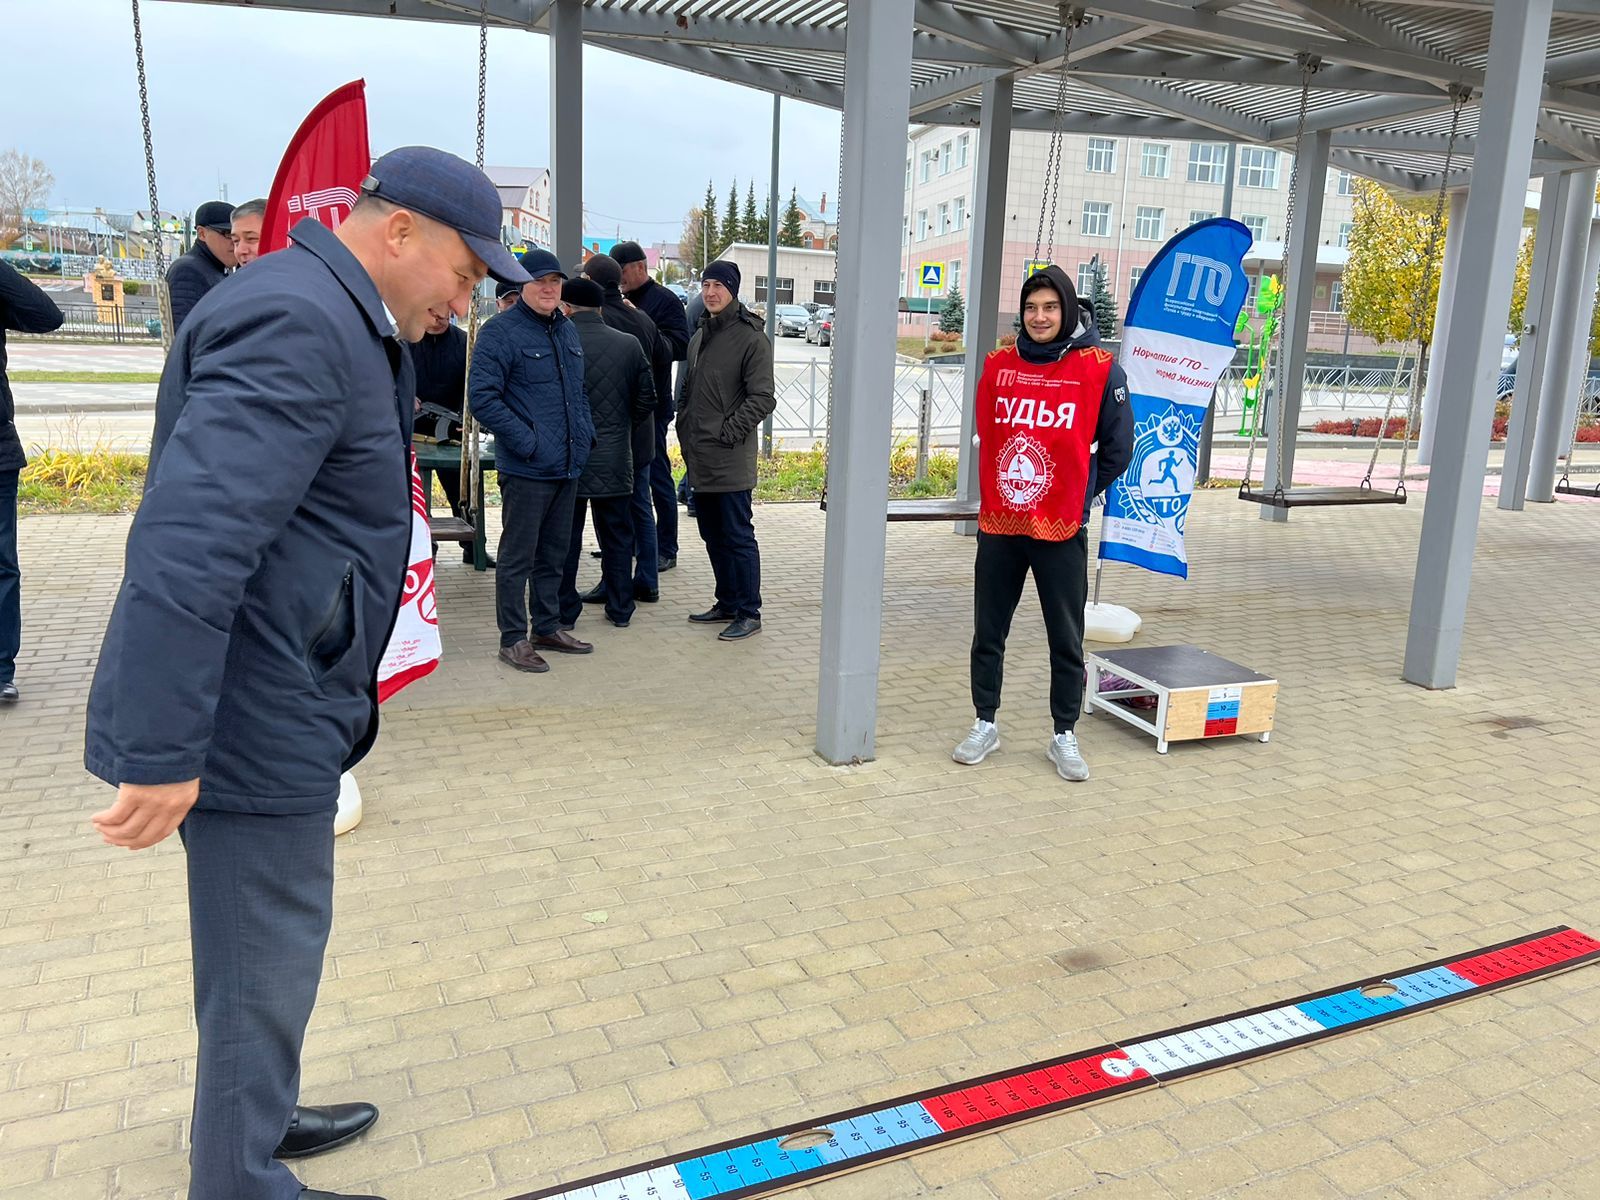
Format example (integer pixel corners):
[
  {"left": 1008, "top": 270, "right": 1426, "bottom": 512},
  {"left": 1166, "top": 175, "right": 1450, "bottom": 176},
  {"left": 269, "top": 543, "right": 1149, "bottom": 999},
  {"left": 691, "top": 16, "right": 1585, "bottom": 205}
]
[
  {"left": 11, "top": 302, "right": 163, "bottom": 344},
  {"left": 766, "top": 357, "right": 1600, "bottom": 442}
]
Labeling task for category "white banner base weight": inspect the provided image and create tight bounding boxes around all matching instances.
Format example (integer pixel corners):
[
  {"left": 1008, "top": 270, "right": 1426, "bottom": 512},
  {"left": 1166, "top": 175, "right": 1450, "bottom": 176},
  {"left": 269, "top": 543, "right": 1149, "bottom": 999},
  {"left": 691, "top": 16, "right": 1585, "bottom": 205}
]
[
  {"left": 335, "top": 772, "right": 363, "bottom": 837},
  {"left": 1085, "top": 602, "right": 1142, "bottom": 643}
]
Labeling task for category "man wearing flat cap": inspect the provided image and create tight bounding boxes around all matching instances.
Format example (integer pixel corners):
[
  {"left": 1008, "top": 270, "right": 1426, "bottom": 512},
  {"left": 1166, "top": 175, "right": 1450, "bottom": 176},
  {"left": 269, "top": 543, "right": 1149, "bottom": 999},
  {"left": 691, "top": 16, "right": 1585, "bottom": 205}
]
[
  {"left": 469, "top": 247, "right": 595, "bottom": 672},
  {"left": 165, "top": 200, "right": 237, "bottom": 333},
  {"left": 86, "top": 146, "right": 531, "bottom": 1200},
  {"left": 679, "top": 260, "right": 775, "bottom": 642}
]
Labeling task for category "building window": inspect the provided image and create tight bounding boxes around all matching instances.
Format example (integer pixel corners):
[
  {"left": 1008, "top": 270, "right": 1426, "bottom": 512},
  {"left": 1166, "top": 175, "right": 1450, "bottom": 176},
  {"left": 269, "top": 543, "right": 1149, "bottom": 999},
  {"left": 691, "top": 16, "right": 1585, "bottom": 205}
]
[
  {"left": 1078, "top": 262, "right": 1097, "bottom": 294},
  {"left": 1141, "top": 143, "right": 1170, "bottom": 179},
  {"left": 1188, "top": 142, "right": 1229, "bottom": 184},
  {"left": 937, "top": 201, "right": 951, "bottom": 235},
  {"left": 1086, "top": 137, "right": 1117, "bottom": 174},
  {"left": 956, "top": 133, "right": 971, "bottom": 168},
  {"left": 1082, "top": 201, "right": 1112, "bottom": 237},
  {"left": 920, "top": 150, "right": 935, "bottom": 183},
  {"left": 905, "top": 158, "right": 912, "bottom": 190},
  {"left": 953, "top": 196, "right": 967, "bottom": 231},
  {"left": 814, "top": 278, "right": 835, "bottom": 303},
  {"left": 1242, "top": 214, "right": 1268, "bottom": 243},
  {"left": 899, "top": 270, "right": 906, "bottom": 296},
  {"left": 1337, "top": 221, "right": 1354, "bottom": 248},
  {"left": 1330, "top": 279, "right": 1344, "bottom": 312},
  {"left": 1336, "top": 170, "right": 1356, "bottom": 195},
  {"left": 902, "top": 216, "right": 909, "bottom": 246},
  {"left": 1134, "top": 206, "right": 1165, "bottom": 241},
  {"left": 1130, "top": 266, "right": 1144, "bottom": 294},
  {"left": 940, "top": 140, "right": 953, "bottom": 175},
  {"left": 950, "top": 259, "right": 962, "bottom": 294},
  {"left": 1238, "top": 146, "right": 1281, "bottom": 189},
  {"left": 917, "top": 209, "right": 930, "bottom": 240},
  {"left": 1189, "top": 210, "right": 1217, "bottom": 228}
]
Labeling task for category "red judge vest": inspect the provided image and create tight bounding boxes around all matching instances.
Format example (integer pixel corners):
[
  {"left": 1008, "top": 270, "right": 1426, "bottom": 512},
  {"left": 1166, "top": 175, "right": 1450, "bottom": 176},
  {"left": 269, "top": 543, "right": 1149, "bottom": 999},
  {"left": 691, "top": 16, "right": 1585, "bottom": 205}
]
[{"left": 976, "top": 343, "right": 1114, "bottom": 540}]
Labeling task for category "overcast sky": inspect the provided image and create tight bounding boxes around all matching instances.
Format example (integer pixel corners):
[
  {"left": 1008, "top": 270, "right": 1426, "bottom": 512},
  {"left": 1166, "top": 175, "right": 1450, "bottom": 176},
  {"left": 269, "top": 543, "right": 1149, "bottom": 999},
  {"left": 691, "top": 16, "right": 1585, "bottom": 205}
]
[{"left": 3, "top": 0, "right": 843, "bottom": 241}]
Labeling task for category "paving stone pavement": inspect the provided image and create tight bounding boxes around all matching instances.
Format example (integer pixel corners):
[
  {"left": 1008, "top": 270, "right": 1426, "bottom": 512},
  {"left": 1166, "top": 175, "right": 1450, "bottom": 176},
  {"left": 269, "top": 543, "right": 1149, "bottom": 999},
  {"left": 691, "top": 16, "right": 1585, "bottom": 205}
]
[{"left": 2, "top": 493, "right": 1599, "bottom": 1200}]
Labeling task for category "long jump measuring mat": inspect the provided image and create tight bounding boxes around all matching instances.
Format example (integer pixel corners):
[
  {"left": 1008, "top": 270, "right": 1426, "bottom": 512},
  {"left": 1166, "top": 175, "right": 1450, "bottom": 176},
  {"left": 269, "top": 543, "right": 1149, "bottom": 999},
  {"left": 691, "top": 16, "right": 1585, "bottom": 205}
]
[{"left": 507, "top": 925, "right": 1600, "bottom": 1200}]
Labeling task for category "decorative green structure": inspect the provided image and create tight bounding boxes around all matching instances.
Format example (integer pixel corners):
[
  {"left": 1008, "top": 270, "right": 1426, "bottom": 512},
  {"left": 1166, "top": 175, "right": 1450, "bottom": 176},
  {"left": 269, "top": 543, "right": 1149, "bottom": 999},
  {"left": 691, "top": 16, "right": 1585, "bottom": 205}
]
[{"left": 1233, "top": 274, "right": 1284, "bottom": 437}]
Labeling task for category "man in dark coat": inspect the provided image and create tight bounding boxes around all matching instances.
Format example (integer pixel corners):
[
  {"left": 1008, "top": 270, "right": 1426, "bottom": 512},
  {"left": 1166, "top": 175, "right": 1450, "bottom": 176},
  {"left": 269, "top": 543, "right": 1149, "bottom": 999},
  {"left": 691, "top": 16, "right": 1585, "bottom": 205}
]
[
  {"left": 408, "top": 312, "right": 486, "bottom": 564},
  {"left": 556, "top": 278, "right": 655, "bottom": 629},
  {"left": 84, "top": 146, "right": 530, "bottom": 1200},
  {"left": 583, "top": 253, "right": 664, "bottom": 602},
  {"left": 166, "top": 200, "right": 236, "bottom": 333},
  {"left": 614, "top": 240, "right": 689, "bottom": 570},
  {"left": 470, "top": 248, "right": 594, "bottom": 672},
  {"left": 678, "top": 260, "right": 775, "bottom": 642},
  {"left": 0, "top": 261, "right": 65, "bottom": 704},
  {"left": 675, "top": 288, "right": 707, "bottom": 518}
]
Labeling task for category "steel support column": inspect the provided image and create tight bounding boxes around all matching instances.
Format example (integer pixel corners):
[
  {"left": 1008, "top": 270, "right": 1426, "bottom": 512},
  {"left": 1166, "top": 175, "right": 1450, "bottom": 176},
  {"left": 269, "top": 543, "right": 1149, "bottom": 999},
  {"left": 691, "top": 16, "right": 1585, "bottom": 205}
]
[
  {"left": 1530, "top": 172, "right": 1600, "bottom": 500},
  {"left": 1261, "top": 127, "right": 1331, "bottom": 523},
  {"left": 1417, "top": 190, "right": 1468, "bottom": 467},
  {"left": 1404, "top": 0, "right": 1553, "bottom": 688},
  {"left": 1500, "top": 176, "right": 1571, "bottom": 510},
  {"left": 549, "top": 0, "right": 582, "bottom": 266},
  {"left": 955, "top": 73, "right": 1015, "bottom": 537},
  {"left": 815, "top": 0, "right": 916, "bottom": 764}
]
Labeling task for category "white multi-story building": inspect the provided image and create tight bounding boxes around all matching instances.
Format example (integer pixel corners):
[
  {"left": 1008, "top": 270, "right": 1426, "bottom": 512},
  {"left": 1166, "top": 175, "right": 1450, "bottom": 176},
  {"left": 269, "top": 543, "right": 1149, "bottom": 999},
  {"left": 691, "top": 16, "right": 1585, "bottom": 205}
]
[
  {"left": 901, "top": 127, "right": 1370, "bottom": 351},
  {"left": 489, "top": 165, "right": 552, "bottom": 252}
]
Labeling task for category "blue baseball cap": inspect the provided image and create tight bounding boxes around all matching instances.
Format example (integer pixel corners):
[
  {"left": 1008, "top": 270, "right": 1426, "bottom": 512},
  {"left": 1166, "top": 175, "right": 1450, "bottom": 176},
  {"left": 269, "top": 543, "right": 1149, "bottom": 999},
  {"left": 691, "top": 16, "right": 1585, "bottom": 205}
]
[
  {"left": 517, "top": 248, "right": 566, "bottom": 281},
  {"left": 360, "top": 146, "right": 530, "bottom": 286}
]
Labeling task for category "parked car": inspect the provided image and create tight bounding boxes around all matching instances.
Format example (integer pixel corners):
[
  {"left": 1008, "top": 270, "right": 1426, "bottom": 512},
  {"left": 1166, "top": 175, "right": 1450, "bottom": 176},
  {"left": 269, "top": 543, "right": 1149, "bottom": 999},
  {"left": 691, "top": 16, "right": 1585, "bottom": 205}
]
[
  {"left": 774, "top": 304, "right": 810, "bottom": 337},
  {"left": 805, "top": 307, "right": 834, "bottom": 345},
  {"left": 1497, "top": 350, "right": 1600, "bottom": 403}
]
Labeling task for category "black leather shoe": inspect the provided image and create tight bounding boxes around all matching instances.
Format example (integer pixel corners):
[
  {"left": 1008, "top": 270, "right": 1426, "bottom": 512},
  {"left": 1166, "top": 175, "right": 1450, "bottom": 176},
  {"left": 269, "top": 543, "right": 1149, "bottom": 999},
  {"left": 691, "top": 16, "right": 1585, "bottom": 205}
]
[
  {"left": 301, "top": 1191, "right": 386, "bottom": 1199},
  {"left": 658, "top": 556, "right": 677, "bottom": 571},
  {"left": 580, "top": 583, "right": 606, "bottom": 604},
  {"left": 719, "top": 617, "right": 763, "bottom": 641},
  {"left": 634, "top": 587, "right": 659, "bottom": 603},
  {"left": 590, "top": 548, "right": 603, "bottom": 558},
  {"left": 0, "top": 682, "right": 17, "bottom": 703},
  {"left": 462, "top": 546, "right": 496, "bottom": 568},
  {"left": 688, "top": 605, "right": 736, "bottom": 624},
  {"left": 275, "top": 1102, "right": 379, "bottom": 1159}
]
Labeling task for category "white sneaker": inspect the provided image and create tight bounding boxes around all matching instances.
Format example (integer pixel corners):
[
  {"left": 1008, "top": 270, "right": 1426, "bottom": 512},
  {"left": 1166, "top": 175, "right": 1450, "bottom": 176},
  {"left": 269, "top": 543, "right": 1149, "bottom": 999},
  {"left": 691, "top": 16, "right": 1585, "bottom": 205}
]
[
  {"left": 1048, "top": 731, "right": 1090, "bottom": 781},
  {"left": 952, "top": 719, "right": 999, "bottom": 765}
]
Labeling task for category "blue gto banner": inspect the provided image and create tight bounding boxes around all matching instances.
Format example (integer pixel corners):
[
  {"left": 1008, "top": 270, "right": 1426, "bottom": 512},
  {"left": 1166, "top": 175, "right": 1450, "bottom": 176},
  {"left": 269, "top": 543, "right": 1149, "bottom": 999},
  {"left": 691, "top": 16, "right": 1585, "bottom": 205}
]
[{"left": 1100, "top": 219, "right": 1252, "bottom": 579}]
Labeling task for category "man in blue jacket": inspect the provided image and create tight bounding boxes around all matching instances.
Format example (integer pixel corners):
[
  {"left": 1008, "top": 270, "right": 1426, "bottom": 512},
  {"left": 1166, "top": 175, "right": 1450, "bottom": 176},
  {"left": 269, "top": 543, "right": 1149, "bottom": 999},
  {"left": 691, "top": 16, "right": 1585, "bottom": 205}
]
[
  {"left": 84, "top": 146, "right": 530, "bottom": 1200},
  {"left": 1, "top": 261, "right": 65, "bottom": 704},
  {"left": 469, "top": 248, "right": 594, "bottom": 672}
]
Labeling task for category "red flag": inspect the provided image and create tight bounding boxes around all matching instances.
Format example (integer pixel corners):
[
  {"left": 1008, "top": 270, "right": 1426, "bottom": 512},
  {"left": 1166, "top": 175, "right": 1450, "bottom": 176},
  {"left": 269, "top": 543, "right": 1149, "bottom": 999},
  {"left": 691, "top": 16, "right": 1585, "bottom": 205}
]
[{"left": 260, "top": 80, "right": 370, "bottom": 255}]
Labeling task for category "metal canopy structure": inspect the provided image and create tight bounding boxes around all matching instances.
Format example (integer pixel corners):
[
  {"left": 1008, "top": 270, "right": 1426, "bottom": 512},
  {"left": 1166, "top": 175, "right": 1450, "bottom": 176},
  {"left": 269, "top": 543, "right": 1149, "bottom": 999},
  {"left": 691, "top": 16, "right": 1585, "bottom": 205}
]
[
  {"left": 164, "top": 0, "right": 1595, "bottom": 763},
  {"left": 176, "top": 0, "right": 1600, "bottom": 188}
]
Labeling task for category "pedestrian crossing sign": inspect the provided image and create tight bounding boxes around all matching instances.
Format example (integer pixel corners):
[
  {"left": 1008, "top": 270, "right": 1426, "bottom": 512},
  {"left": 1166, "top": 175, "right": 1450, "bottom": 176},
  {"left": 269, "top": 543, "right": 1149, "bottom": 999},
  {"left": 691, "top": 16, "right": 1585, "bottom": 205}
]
[{"left": 919, "top": 262, "right": 943, "bottom": 288}]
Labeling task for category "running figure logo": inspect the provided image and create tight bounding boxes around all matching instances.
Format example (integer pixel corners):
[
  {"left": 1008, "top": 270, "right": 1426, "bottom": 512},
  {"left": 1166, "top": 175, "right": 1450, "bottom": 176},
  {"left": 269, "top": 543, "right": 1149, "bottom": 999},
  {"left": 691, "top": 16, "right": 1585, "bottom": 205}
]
[{"left": 996, "top": 432, "right": 1054, "bottom": 509}]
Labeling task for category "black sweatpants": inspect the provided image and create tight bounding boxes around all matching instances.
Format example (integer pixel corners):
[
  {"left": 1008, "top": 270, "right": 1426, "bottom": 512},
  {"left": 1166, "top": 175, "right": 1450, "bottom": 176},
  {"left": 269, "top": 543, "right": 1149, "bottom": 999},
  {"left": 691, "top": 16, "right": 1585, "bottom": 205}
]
[
  {"left": 496, "top": 474, "right": 576, "bottom": 645},
  {"left": 970, "top": 528, "right": 1089, "bottom": 735}
]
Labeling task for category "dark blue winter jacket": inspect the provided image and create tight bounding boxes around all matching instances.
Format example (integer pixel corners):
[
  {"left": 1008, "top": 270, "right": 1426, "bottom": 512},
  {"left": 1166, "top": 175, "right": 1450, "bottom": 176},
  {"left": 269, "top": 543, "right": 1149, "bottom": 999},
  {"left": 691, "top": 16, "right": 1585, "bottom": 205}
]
[
  {"left": 468, "top": 298, "right": 592, "bottom": 481},
  {"left": 85, "top": 219, "right": 414, "bottom": 813}
]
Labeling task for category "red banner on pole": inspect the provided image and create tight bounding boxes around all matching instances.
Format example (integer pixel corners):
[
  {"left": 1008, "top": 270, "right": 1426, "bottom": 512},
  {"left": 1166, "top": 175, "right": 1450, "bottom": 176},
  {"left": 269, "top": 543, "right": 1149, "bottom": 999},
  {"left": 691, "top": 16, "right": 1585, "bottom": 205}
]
[{"left": 260, "top": 80, "right": 370, "bottom": 255}]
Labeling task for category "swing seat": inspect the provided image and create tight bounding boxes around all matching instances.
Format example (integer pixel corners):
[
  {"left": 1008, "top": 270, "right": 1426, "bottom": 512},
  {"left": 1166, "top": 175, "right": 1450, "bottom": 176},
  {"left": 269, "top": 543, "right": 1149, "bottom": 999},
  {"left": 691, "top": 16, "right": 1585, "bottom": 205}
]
[
  {"left": 1555, "top": 476, "right": 1600, "bottom": 498},
  {"left": 428, "top": 515, "right": 476, "bottom": 542},
  {"left": 818, "top": 495, "right": 981, "bottom": 521},
  {"left": 1237, "top": 483, "right": 1407, "bottom": 509}
]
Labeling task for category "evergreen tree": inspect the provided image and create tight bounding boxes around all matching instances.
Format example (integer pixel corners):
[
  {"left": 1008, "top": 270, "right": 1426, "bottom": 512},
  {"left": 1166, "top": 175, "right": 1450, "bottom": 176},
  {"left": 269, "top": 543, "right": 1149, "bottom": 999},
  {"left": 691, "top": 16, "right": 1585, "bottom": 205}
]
[
  {"left": 700, "top": 180, "right": 719, "bottom": 265},
  {"left": 940, "top": 285, "right": 966, "bottom": 335},
  {"left": 722, "top": 180, "right": 740, "bottom": 249},
  {"left": 778, "top": 188, "right": 805, "bottom": 248},
  {"left": 742, "top": 181, "right": 761, "bottom": 243},
  {"left": 1088, "top": 256, "right": 1118, "bottom": 336}
]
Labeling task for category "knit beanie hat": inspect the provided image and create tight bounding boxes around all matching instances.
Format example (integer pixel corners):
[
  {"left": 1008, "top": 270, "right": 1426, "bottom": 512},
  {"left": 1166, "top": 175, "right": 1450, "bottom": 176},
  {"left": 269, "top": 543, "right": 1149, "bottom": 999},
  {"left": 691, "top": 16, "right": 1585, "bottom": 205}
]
[{"left": 702, "top": 260, "right": 741, "bottom": 295}]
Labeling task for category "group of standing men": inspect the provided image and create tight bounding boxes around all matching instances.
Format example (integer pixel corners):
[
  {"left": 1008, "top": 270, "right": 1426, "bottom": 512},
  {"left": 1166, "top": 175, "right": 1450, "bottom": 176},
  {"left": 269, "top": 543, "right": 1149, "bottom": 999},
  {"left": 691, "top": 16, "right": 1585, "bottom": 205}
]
[{"left": 461, "top": 242, "right": 776, "bottom": 671}]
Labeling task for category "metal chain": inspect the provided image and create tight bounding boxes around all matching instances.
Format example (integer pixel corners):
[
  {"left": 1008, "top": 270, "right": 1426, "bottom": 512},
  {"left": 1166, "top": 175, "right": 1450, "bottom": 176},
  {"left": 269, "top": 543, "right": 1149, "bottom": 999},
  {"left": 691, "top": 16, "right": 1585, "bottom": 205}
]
[
  {"left": 1034, "top": 6, "right": 1082, "bottom": 266},
  {"left": 130, "top": 0, "right": 173, "bottom": 352},
  {"left": 1242, "top": 54, "right": 1317, "bottom": 495},
  {"left": 460, "top": 0, "right": 491, "bottom": 532},
  {"left": 1380, "top": 88, "right": 1467, "bottom": 491}
]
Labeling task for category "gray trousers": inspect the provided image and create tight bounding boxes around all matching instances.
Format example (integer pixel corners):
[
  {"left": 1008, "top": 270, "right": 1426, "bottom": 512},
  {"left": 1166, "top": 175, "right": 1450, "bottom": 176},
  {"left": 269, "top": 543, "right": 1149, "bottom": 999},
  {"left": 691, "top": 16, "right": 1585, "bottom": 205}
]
[{"left": 181, "top": 807, "right": 335, "bottom": 1200}]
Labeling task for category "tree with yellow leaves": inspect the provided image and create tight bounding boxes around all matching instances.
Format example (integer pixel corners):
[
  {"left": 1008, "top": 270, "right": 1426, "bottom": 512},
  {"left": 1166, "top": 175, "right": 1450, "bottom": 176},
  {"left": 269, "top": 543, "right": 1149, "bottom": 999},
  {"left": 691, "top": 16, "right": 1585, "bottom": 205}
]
[
  {"left": 1342, "top": 179, "right": 1447, "bottom": 351},
  {"left": 1506, "top": 179, "right": 1600, "bottom": 355}
]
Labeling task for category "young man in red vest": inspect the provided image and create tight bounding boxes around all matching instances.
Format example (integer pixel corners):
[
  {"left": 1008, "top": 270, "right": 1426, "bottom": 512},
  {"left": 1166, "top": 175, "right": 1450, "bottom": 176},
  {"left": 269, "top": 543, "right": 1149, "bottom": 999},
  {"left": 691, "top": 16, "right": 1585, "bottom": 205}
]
[{"left": 954, "top": 265, "right": 1134, "bottom": 780}]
